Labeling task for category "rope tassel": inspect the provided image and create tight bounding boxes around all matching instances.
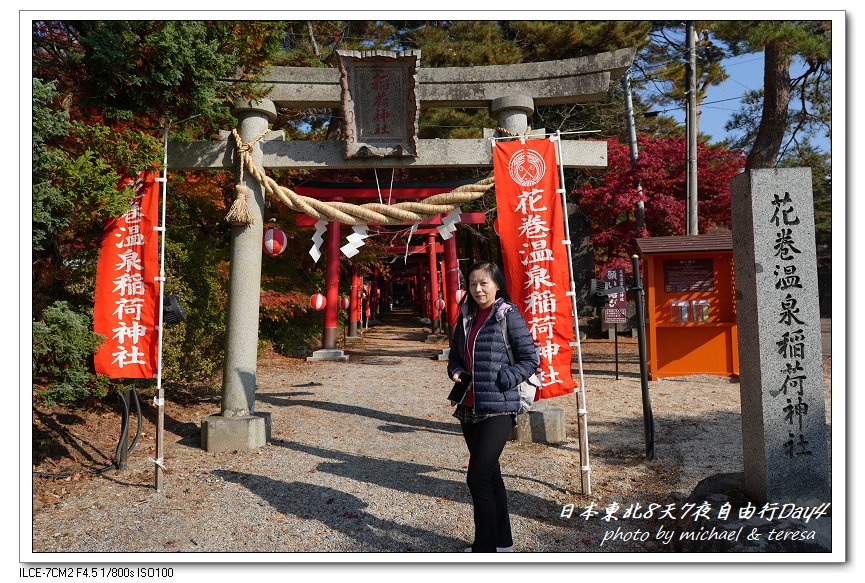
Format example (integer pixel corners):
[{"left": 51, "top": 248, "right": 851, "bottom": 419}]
[
  {"left": 225, "top": 183, "right": 255, "bottom": 226},
  {"left": 224, "top": 127, "right": 270, "bottom": 226}
]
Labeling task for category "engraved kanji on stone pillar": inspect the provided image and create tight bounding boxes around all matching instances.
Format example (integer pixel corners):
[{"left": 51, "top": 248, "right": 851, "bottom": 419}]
[{"left": 731, "top": 168, "right": 829, "bottom": 504}]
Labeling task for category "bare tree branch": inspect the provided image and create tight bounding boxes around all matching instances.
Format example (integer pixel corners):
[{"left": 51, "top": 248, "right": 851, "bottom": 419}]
[{"left": 306, "top": 21, "right": 322, "bottom": 59}]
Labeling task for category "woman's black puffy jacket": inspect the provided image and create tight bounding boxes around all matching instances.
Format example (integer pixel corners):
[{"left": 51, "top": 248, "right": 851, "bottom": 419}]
[{"left": 447, "top": 298, "right": 540, "bottom": 414}]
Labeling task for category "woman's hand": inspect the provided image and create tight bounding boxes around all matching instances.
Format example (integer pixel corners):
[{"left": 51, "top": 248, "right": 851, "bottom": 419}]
[{"left": 452, "top": 372, "right": 462, "bottom": 383}]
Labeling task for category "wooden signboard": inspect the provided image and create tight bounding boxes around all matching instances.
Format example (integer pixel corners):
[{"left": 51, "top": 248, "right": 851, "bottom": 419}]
[{"left": 337, "top": 49, "right": 421, "bottom": 159}]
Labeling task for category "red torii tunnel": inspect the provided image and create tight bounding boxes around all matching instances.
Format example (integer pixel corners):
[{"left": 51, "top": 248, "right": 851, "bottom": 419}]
[{"left": 292, "top": 180, "right": 486, "bottom": 359}]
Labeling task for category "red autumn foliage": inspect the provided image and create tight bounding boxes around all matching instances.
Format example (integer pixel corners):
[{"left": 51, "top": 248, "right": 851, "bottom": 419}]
[
  {"left": 259, "top": 287, "right": 315, "bottom": 320},
  {"left": 575, "top": 136, "right": 745, "bottom": 275}
]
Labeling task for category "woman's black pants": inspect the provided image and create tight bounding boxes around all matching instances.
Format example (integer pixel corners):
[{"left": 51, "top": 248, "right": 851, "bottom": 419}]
[{"left": 461, "top": 415, "right": 514, "bottom": 552}]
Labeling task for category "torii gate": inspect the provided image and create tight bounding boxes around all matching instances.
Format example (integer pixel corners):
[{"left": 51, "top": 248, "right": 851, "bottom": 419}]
[
  {"left": 292, "top": 180, "right": 486, "bottom": 348},
  {"left": 168, "top": 48, "right": 636, "bottom": 457}
]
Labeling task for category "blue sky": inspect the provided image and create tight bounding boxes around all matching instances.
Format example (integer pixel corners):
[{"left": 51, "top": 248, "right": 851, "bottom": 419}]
[{"left": 639, "top": 52, "right": 832, "bottom": 156}]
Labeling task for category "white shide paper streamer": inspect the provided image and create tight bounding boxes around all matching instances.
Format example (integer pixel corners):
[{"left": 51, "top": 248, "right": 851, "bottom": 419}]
[
  {"left": 340, "top": 224, "right": 370, "bottom": 258},
  {"left": 309, "top": 220, "right": 327, "bottom": 263}
]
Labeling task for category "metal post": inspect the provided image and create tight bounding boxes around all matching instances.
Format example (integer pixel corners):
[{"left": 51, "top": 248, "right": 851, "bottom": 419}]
[
  {"left": 116, "top": 390, "right": 130, "bottom": 471},
  {"left": 631, "top": 254, "right": 655, "bottom": 460},
  {"left": 686, "top": 21, "right": 699, "bottom": 235},
  {"left": 154, "top": 124, "right": 169, "bottom": 491},
  {"left": 553, "top": 131, "right": 591, "bottom": 495},
  {"left": 621, "top": 72, "right": 646, "bottom": 233}
]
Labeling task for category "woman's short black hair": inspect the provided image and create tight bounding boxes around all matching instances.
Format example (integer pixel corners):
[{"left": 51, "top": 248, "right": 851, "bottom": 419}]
[{"left": 462, "top": 261, "right": 511, "bottom": 313}]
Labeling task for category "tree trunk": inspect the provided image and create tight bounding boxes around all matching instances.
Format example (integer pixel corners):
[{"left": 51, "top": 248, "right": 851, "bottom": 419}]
[{"left": 746, "top": 40, "right": 792, "bottom": 169}]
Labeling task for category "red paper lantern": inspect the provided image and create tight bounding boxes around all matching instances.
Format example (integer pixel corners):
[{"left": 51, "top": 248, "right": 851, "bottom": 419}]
[
  {"left": 310, "top": 293, "right": 326, "bottom": 311},
  {"left": 339, "top": 296, "right": 350, "bottom": 310},
  {"left": 455, "top": 289, "right": 467, "bottom": 304},
  {"left": 263, "top": 227, "right": 288, "bottom": 256},
  {"left": 434, "top": 298, "right": 446, "bottom": 311}
]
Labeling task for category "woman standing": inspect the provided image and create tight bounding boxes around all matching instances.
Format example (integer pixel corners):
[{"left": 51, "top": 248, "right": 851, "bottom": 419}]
[{"left": 447, "top": 261, "right": 540, "bottom": 553}]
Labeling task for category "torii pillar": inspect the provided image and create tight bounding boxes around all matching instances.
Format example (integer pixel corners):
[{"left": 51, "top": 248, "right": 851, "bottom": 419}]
[
  {"left": 201, "top": 100, "right": 274, "bottom": 452},
  {"left": 427, "top": 234, "right": 444, "bottom": 338},
  {"left": 437, "top": 234, "right": 462, "bottom": 360},
  {"left": 369, "top": 267, "right": 380, "bottom": 325},
  {"left": 307, "top": 220, "right": 349, "bottom": 361},
  {"left": 346, "top": 267, "right": 362, "bottom": 342},
  {"left": 438, "top": 259, "right": 448, "bottom": 334}
]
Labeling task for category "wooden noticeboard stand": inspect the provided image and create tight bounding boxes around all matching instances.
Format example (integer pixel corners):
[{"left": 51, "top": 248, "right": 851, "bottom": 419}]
[{"left": 636, "top": 233, "right": 739, "bottom": 381}]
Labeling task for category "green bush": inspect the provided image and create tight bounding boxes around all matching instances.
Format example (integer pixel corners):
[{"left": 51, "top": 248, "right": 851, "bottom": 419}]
[
  {"left": 158, "top": 184, "right": 230, "bottom": 390},
  {"left": 32, "top": 301, "right": 111, "bottom": 405}
]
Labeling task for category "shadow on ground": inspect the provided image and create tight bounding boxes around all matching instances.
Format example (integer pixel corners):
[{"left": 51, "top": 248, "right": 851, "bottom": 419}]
[
  {"left": 258, "top": 393, "right": 461, "bottom": 436},
  {"left": 213, "top": 469, "right": 461, "bottom": 552},
  {"left": 270, "top": 440, "right": 570, "bottom": 527}
]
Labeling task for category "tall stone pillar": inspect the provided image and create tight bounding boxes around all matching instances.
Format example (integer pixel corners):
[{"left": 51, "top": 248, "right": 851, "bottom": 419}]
[
  {"left": 201, "top": 99, "right": 275, "bottom": 452},
  {"left": 491, "top": 95, "right": 534, "bottom": 136},
  {"left": 731, "top": 168, "right": 829, "bottom": 504}
]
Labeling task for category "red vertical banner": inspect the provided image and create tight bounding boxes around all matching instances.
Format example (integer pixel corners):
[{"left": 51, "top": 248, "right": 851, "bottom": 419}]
[
  {"left": 93, "top": 173, "right": 160, "bottom": 378},
  {"left": 493, "top": 138, "right": 577, "bottom": 399}
]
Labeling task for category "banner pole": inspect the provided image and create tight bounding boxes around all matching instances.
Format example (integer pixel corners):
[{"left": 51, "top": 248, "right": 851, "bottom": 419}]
[
  {"left": 154, "top": 124, "right": 170, "bottom": 492},
  {"left": 552, "top": 131, "right": 591, "bottom": 495}
]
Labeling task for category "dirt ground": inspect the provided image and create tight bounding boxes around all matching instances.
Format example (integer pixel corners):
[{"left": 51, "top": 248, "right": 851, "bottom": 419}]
[{"left": 29, "top": 312, "right": 833, "bottom": 554}]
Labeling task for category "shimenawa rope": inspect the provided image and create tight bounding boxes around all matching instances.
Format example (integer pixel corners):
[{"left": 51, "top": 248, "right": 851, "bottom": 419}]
[{"left": 226, "top": 129, "right": 497, "bottom": 226}]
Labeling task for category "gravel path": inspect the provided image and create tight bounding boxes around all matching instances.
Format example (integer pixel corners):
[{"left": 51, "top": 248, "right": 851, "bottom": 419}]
[{"left": 30, "top": 311, "right": 832, "bottom": 555}]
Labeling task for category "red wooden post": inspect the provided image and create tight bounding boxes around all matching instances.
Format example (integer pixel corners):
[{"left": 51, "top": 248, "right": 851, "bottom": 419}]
[
  {"left": 371, "top": 267, "right": 380, "bottom": 320},
  {"left": 427, "top": 234, "right": 441, "bottom": 334},
  {"left": 420, "top": 267, "right": 428, "bottom": 317},
  {"left": 363, "top": 282, "right": 371, "bottom": 327},
  {"left": 443, "top": 235, "right": 460, "bottom": 340},
  {"left": 323, "top": 220, "right": 341, "bottom": 349},
  {"left": 439, "top": 258, "right": 448, "bottom": 335},
  {"left": 348, "top": 266, "right": 360, "bottom": 338}
]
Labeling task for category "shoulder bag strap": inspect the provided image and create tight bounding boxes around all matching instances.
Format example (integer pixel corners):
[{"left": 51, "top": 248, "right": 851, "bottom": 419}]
[{"left": 499, "top": 316, "right": 515, "bottom": 365}]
